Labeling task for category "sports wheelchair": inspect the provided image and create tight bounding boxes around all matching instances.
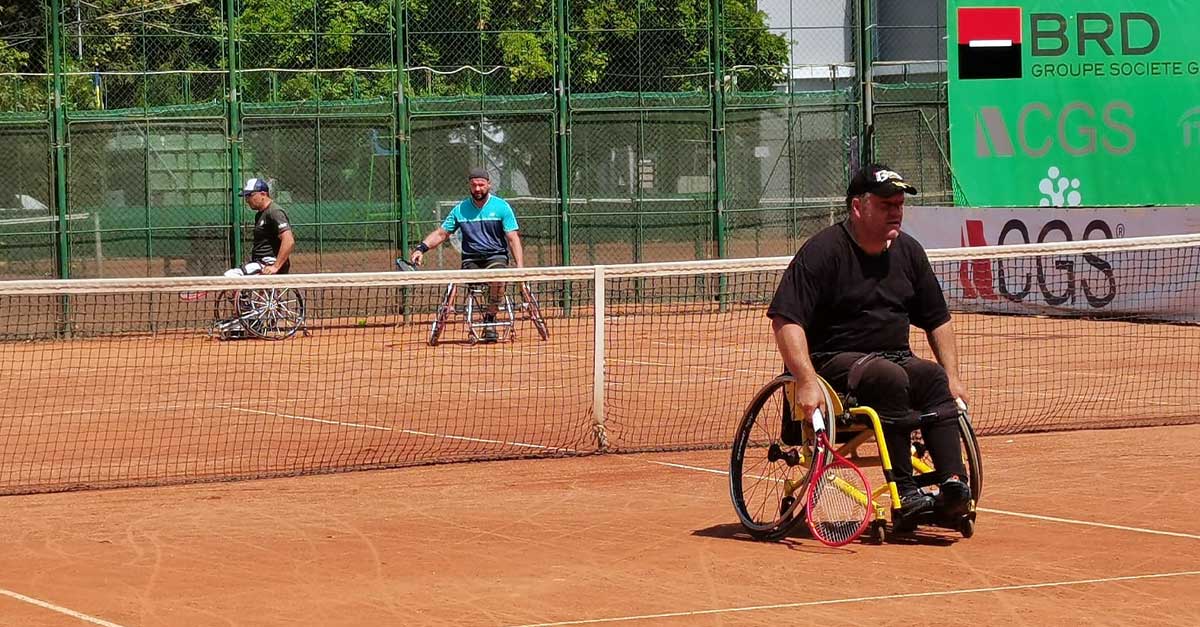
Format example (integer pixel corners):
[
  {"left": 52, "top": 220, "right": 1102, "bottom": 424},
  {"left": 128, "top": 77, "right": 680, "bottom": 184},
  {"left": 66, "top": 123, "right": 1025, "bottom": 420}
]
[
  {"left": 729, "top": 371, "right": 982, "bottom": 544},
  {"left": 180, "top": 262, "right": 307, "bottom": 341},
  {"left": 210, "top": 286, "right": 307, "bottom": 341},
  {"left": 394, "top": 259, "right": 548, "bottom": 346}
]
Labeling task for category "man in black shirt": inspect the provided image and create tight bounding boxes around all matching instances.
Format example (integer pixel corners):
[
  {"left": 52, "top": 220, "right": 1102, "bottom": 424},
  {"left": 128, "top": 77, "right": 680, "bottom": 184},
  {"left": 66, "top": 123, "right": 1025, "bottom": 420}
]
[
  {"left": 766, "top": 164, "right": 970, "bottom": 525},
  {"left": 225, "top": 177, "right": 294, "bottom": 276}
]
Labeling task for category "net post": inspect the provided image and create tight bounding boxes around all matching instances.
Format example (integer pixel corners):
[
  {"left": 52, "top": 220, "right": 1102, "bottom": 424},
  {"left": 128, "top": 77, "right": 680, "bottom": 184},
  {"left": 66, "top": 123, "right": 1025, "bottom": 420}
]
[{"left": 592, "top": 264, "right": 609, "bottom": 451}]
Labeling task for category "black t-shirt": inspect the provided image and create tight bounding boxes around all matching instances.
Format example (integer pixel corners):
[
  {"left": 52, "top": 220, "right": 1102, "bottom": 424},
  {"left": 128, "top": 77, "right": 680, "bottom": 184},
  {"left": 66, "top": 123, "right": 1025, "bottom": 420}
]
[
  {"left": 251, "top": 202, "right": 291, "bottom": 261},
  {"left": 766, "top": 221, "right": 950, "bottom": 354}
]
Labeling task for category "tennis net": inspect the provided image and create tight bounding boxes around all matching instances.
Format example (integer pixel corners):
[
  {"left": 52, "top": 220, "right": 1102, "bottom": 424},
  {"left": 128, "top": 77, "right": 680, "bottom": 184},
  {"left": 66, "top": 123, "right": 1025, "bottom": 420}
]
[{"left": 1, "top": 233, "right": 1198, "bottom": 495}]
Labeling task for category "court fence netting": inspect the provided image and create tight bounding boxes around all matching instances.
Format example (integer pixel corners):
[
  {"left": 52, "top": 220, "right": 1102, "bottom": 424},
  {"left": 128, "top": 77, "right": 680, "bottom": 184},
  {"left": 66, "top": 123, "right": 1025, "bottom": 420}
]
[{"left": 2, "top": 233, "right": 1199, "bottom": 495}]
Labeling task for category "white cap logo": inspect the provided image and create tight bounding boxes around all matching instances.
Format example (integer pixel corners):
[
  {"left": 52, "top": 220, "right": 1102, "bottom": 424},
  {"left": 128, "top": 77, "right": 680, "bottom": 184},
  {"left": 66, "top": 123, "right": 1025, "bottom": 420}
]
[{"left": 874, "top": 169, "right": 903, "bottom": 183}]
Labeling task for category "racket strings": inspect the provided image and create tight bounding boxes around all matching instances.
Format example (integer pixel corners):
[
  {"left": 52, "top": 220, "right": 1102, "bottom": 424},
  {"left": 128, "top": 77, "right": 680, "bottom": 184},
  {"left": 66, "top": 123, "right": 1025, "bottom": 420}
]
[{"left": 808, "top": 459, "right": 872, "bottom": 545}]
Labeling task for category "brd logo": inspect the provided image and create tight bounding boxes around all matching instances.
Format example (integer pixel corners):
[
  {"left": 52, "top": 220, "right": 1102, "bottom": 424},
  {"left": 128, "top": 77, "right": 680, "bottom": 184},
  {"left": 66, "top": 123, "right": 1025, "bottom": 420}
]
[{"left": 957, "top": 8, "right": 1160, "bottom": 81}]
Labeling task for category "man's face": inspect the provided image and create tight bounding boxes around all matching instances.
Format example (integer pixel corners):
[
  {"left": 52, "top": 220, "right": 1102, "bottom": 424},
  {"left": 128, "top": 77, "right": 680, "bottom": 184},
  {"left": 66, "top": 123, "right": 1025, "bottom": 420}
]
[
  {"left": 244, "top": 191, "right": 270, "bottom": 211},
  {"left": 469, "top": 177, "right": 490, "bottom": 202},
  {"left": 853, "top": 191, "right": 905, "bottom": 242}
]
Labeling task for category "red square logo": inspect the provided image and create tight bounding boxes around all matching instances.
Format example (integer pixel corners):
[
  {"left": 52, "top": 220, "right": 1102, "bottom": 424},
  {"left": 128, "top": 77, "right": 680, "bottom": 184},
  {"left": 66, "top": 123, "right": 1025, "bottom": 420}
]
[{"left": 957, "top": 7, "right": 1023, "bottom": 80}]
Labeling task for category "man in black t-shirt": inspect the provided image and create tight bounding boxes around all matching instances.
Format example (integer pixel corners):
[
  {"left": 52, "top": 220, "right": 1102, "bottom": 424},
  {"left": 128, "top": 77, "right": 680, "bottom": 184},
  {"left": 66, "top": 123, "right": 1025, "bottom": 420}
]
[
  {"left": 224, "top": 177, "right": 294, "bottom": 276},
  {"left": 766, "top": 164, "right": 970, "bottom": 525}
]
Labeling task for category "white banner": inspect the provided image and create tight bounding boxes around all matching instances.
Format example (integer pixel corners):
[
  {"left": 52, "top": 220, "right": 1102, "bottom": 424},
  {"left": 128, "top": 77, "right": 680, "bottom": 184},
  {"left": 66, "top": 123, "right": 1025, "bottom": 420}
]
[
  {"left": 928, "top": 243, "right": 1200, "bottom": 323},
  {"left": 903, "top": 206, "right": 1200, "bottom": 250},
  {"left": 901, "top": 208, "right": 1200, "bottom": 323}
]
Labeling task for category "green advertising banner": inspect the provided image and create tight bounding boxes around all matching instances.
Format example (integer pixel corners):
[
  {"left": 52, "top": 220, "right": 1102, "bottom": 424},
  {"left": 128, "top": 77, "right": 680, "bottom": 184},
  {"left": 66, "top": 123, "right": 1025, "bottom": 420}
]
[{"left": 948, "top": 0, "right": 1200, "bottom": 206}]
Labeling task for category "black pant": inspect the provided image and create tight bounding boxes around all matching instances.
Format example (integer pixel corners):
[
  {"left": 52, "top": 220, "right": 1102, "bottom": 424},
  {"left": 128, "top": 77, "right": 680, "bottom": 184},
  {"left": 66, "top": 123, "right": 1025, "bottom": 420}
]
[{"left": 814, "top": 351, "right": 966, "bottom": 493}]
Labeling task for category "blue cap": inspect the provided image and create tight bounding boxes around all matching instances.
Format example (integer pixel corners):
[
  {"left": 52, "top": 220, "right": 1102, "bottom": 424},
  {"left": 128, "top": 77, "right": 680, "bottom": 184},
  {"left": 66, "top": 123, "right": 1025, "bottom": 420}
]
[{"left": 239, "top": 178, "right": 270, "bottom": 196}]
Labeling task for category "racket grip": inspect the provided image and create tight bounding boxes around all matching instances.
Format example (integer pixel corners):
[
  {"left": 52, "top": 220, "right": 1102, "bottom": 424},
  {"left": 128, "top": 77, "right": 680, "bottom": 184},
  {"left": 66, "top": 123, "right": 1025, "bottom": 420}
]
[
  {"left": 955, "top": 398, "right": 967, "bottom": 412},
  {"left": 811, "top": 408, "right": 825, "bottom": 433}
]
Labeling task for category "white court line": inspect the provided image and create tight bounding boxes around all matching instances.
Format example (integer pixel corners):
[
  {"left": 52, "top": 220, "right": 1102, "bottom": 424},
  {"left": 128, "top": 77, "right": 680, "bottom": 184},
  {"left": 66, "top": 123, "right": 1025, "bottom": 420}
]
[
  {"left": 965, "top": 362, "right": 1170, "bottom": 382},
  {"left": 966, "top": 384, "right": 1187, "bottom": 408},
  {"left": 469, "top": 384, "right": 574, "bottom": 394},
  {"left": 504, "top": 570, "right": 1200, "bottom": 627},
  {"left": 398, "top": 428, "right": 576, "bottom": 452},
  {"left": 17, "top": 403, "right": 195, "bottom": 418},
  {"left": 610, "top": 377, "right": 734, "bottom": 386},
  {"left": 501, "top": 346, "right": 777, "bottom": 378},
  {"left": 0, "top": 588, "right": 127, "bottom": 627},
  {"left": 976, "top": 508, "right": 1200, "bottom": 541},
  {"left": 643, "top": 460, "right": 1200, "bottom": 541},
  {"left": 648, "top": 340, "right": 769, "bottom": 355},
  {"left": 220, "top": 405, "right": 574, "bottom": 452},
  {"left": 640, "top": 338, "right": 1163, "bottom": 384},
  {"left": 219, "top": 405, "right": 393, "bottom": 431}
]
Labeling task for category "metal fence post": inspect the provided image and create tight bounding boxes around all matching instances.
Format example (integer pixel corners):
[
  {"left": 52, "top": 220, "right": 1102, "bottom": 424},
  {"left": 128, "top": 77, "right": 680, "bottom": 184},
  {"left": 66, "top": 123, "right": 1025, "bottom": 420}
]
[
  {"left": 49, "top": 0, "right": 70, "bottom": 279},
  {"left": 555, "top": 0, "right": 571, "bottom": 267},
  {"left": 225, "top": 0, "right": 242, "bottom": 267},
  {"left": 710, "top": 0, "right": 727, "bottom": 260}
]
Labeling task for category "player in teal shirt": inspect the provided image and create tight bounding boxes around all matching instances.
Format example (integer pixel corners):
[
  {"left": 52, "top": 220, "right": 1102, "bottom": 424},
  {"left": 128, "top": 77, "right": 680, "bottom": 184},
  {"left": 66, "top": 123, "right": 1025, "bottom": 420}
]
[{"left": 410, "top": 167, "right": 526, "bottom": 340}]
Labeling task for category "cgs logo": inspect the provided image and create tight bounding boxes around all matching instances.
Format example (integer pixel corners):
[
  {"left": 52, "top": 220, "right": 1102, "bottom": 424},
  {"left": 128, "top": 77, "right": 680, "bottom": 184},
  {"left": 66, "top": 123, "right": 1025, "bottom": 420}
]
[
  {"left": 974, "top": 100, "right": 1134, "bottom": 158},
  {"left": 958, "top": 218, "right": 1117, "bottom": 308}
]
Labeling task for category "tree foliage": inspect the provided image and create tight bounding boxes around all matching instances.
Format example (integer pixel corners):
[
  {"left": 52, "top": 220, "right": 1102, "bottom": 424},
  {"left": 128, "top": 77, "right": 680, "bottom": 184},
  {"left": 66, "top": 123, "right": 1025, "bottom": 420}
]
[{"left": 2, "top": 0, "right": 788, "bottom": 108}]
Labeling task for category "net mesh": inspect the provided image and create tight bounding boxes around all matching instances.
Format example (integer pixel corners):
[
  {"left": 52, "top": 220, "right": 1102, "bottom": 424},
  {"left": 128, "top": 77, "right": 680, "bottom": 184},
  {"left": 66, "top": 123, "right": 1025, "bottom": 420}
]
[{"left": 2, "top": 234, "right": 1199, "bottom": 495}]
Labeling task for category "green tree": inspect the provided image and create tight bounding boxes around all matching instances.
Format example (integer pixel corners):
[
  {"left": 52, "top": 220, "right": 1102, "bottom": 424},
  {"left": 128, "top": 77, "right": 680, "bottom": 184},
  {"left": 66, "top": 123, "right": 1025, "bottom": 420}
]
[
  {"left": 238, "top": 0, "right": 393, "bottom": 101},
  {"left": 13, "top": 1, "right": 787, "bottom": 106}
]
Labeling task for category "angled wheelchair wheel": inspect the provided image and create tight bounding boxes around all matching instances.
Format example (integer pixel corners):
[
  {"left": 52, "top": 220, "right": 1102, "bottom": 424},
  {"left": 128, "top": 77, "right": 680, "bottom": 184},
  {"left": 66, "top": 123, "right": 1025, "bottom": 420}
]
[
  {"left": 958, "top": 412, "right": 984, "bottom": 504},
  {"left": 520, "top": 282, "right": 549, "bottom": 341},
  {"left": 212, "top": 290, "right": 237, "bottom": 325},
  {"left": 429, "top": 284, "right": 456, "bottom": 346},
  {"left": 730, "top": 374, "right": 833, "bottom": 541},
  {"left": 210, "top": 290, "right": 241, "bottom": 339},
  {"left": 236, "top": 287, "right": 306, "bottom": 340}
]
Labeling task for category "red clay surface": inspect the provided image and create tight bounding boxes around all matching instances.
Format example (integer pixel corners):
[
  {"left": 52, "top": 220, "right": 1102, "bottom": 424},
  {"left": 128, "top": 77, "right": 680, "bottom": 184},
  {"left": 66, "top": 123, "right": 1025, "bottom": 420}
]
[{"left": 1, "top": 425, "right": 1198, "bottom": 626}]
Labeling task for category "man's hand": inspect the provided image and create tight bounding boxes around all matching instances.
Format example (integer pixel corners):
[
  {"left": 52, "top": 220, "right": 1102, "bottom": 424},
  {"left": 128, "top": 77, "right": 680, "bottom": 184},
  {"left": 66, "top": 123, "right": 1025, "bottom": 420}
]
[
  {"left": 410, "top": 250, "right": 424, "bottom": 266},
  {"left": 261, "top": 263, "right": 279, "bottom": 275},
  {"left": 948, "top": 375, "right": 969, "bottom": 408},
  {"left": 793, "top": 376, "right": 826, "bottom": 426}
]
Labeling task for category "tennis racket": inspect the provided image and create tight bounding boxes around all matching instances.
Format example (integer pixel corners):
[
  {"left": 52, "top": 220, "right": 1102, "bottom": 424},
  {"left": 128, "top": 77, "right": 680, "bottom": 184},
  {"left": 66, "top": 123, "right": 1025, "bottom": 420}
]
[{"left": 805, "top": 409, "right": 873, "bottom": 547}]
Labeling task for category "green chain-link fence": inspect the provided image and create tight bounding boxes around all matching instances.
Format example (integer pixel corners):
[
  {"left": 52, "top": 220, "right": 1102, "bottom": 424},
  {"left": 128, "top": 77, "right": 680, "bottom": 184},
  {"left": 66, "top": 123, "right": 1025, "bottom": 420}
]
[{"left": 0, "top": 0, "right": 952, "bottom": 278}]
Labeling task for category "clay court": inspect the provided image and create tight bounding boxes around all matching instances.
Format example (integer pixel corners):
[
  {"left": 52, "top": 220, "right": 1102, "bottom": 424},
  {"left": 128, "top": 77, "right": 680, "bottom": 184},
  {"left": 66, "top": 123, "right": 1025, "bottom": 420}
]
[
  {"left": 1, "top": 426, "right": 1198, "bottom": 626},
  {"left": 2, "top": 292, "right": 1200, "bottom": 625}
]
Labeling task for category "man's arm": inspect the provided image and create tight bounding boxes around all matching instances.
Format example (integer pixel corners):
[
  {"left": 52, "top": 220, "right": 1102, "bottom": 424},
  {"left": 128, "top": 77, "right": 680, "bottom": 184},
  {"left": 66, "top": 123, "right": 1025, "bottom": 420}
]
[
  {"left": 262, "top": 230, "right": 294, "bottom": 275},
  {"left": 771, "top": 318, "right": 826, "bottom": 423},
  {"left": 410, "top": 227, "right": 452, "bottom": 266},
  {"left": 926, "top": 320, "right": 968, "bottom": 404},
  {"left": 505, "top": 230, "right": 524, "bottom": 268}
]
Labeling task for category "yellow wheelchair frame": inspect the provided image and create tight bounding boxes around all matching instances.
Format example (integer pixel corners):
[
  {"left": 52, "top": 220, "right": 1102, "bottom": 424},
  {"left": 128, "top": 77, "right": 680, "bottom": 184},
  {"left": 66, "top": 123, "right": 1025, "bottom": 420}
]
[{"left": 729, "top": 374, "right": 982, "bottom": 543}]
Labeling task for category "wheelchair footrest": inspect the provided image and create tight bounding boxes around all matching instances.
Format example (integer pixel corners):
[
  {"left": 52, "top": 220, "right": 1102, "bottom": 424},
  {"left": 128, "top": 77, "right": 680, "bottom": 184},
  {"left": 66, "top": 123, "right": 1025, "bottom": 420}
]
[
  {"left": 211, "top": 319, "right": 249, "bottom": 341},
  {"left": 891, "top": 505, "right": 977, "bottom": 536}
]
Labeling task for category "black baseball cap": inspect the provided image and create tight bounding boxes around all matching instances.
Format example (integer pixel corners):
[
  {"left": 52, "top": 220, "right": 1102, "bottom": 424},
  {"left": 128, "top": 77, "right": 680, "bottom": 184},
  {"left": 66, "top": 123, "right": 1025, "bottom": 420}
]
[
  {"left": 467, "top": 167, "right": 490, "bottom": 181},
  {"left": 846, "top": 165, "right": 918, "bottom": 199}
]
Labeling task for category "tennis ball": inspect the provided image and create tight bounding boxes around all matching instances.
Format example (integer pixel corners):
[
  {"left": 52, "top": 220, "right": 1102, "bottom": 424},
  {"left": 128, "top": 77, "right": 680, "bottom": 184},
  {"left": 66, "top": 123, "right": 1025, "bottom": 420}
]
[{"left": 357, "top": 318, "right": 368, "bottom": 327}]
